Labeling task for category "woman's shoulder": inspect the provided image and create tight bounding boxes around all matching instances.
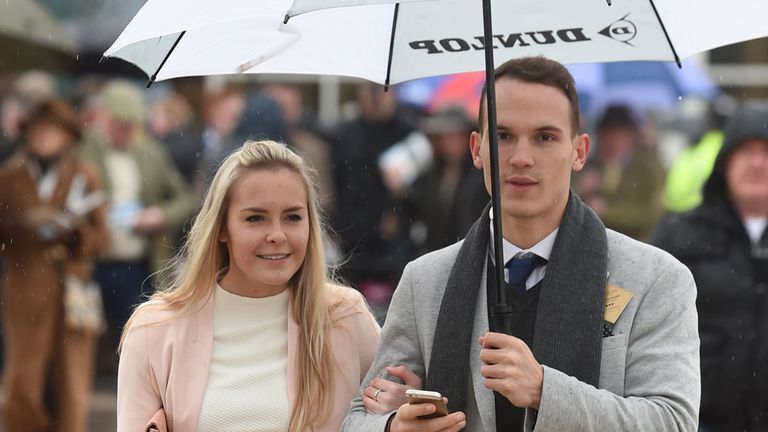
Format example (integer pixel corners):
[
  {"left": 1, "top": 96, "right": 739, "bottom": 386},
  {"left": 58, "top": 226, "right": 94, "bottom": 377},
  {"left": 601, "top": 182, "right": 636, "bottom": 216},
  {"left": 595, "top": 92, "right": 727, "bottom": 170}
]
[
  {"left": 127, "top": 295, "right": 210, "bottom": 333},
  {"left": 325, "top": 284, "right": 374, "bottom": 323}
]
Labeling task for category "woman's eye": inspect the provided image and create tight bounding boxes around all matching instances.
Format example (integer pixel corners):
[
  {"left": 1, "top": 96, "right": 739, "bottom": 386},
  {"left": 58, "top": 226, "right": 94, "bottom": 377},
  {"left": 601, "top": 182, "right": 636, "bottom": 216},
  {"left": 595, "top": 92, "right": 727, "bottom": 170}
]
[
  {"left": 246, "top": 215, "right": 264, "bottom": 223},
  {"left": 286, "top": 214, "right": 303, "bottom": 222}
]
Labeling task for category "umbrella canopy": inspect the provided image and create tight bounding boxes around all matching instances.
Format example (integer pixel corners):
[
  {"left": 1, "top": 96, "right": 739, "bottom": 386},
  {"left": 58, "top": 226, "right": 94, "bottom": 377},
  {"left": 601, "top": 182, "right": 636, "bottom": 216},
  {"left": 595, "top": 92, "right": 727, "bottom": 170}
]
[{"left": 104, "top": 0, "right": 768, "bottom": 85}]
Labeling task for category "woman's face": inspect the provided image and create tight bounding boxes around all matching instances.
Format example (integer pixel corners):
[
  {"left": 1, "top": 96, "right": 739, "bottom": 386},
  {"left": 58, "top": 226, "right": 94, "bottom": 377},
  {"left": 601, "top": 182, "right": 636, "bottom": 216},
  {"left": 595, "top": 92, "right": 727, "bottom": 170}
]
[
  {"left": 26, "top": 119, "right": 72, "bottom": 160},
  {"left": 219, "top": 167, "right": 310, "bottom": 297}
]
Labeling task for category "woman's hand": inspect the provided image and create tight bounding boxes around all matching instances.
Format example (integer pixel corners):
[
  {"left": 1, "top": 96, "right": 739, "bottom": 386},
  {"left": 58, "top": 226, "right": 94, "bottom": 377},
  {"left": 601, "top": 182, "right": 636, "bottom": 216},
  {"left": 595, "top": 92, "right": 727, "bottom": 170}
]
[{"left": 363, "top": 365, "right": 423, "bottom": 414}]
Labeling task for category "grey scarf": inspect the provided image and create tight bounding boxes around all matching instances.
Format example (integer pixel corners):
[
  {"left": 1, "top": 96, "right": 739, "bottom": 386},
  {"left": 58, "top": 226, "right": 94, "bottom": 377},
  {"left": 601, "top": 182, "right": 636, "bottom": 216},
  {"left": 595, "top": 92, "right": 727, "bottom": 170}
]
[{"left": 425, "top": 193, "right": 608, "bottom": 414}]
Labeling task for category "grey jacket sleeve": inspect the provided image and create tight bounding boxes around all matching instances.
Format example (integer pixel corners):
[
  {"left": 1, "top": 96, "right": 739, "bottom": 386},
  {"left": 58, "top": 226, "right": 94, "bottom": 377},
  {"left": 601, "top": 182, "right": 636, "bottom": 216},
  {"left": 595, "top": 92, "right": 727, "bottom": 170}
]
[
  {"left": 533, "top": 263, "right": 700, "bottom": 431},
  {"left": 341, "top": 262, "right": 427, "bottom": 432}
]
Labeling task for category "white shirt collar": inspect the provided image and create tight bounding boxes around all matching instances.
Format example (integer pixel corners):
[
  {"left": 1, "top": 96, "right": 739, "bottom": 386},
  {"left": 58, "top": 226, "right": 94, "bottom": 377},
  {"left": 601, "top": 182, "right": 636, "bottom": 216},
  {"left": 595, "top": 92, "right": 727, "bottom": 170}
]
[{"left": 489, "top": 208, "right": 558, "bottom": 264}]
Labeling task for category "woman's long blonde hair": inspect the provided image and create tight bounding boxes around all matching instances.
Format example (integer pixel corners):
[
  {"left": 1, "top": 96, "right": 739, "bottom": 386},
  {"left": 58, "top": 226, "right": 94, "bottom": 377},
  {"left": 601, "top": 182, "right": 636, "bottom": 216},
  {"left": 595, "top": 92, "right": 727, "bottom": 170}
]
[{"left": 123, "top": 140, "right": 335, "bottom": 431}]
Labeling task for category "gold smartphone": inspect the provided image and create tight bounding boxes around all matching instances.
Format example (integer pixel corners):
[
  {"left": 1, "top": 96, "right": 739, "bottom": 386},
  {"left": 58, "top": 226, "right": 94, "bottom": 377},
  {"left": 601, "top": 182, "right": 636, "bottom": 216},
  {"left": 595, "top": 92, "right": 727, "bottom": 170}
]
[{"left": 405, "top": 389, "right": 449, "bottom": 419}]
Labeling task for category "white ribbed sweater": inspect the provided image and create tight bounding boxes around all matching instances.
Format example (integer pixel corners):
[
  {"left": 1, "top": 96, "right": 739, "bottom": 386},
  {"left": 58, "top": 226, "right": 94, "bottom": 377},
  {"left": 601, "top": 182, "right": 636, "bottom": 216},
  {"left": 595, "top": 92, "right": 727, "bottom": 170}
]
[{"left": 197, "top": 285, "right": 291, "bottom": 432}]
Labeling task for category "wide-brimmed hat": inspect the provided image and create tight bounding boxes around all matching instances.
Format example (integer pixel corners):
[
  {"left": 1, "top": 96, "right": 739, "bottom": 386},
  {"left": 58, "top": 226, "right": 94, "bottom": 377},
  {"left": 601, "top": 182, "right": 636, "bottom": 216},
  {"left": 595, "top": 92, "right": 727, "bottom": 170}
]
[{"left": 20, "top": 98, "right": 81, "bottom": 142}]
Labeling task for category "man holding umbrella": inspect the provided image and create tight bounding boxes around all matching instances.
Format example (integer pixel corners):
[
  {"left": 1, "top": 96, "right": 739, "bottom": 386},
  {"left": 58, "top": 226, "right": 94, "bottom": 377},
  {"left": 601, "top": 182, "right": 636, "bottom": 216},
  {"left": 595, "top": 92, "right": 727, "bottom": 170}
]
[{"left": 343, "top": 56, "right": 700, "bottom": 431}]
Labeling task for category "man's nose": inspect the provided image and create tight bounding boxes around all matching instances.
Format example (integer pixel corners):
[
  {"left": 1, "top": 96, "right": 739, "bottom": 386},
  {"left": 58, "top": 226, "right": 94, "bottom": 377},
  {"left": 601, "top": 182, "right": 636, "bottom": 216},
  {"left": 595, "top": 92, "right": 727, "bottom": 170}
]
[{"left": 507, "top": 142, "right": 534, "bottom": 167}]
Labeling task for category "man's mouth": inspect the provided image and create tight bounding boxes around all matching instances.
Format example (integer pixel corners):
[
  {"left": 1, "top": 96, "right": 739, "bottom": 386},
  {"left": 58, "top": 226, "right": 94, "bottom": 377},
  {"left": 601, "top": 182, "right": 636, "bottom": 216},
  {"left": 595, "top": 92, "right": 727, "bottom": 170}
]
[{"left": 506, "top": 175, "right": 537, "bottom": 187}]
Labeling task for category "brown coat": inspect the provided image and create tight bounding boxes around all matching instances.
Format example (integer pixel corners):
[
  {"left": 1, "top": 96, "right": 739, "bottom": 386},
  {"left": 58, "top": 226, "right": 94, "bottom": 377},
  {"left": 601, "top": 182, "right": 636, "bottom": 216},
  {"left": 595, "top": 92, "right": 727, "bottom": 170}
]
[{"left": 0, "top": 151, "right": 110, "bottom": 432}]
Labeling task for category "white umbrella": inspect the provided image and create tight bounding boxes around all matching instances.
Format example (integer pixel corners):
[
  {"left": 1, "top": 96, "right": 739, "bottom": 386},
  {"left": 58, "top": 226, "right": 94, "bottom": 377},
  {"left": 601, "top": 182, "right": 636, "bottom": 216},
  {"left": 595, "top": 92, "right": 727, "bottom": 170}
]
[
  {"left": 104, "top": 0, "right": 768, "bottom": 86},
  {"left": 104, "top": 0, "right": 768, "bottom": 329}
]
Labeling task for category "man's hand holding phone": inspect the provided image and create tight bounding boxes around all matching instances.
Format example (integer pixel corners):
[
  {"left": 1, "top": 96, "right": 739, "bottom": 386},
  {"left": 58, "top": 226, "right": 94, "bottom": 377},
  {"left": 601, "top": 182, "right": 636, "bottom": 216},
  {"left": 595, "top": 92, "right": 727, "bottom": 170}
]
[{"left": 388, "top": 389, "right": 465, "bottom": 432}]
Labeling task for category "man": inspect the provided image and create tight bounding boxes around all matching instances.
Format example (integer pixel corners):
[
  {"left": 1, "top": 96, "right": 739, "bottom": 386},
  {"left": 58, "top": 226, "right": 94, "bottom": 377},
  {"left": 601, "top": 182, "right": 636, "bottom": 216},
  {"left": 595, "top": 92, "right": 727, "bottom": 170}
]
[
  {"left": 573, "top": 105, "right": 665, "bottom": 241},
  {"left": 330, "top": 83, "right": 425, "bottom": 303},
  {"left": 653, "top": 101, "right": 768, "bottom": 431},
  {"left": 78, "top": 80, "right": 197, "bottom": 371},
  {"left": 407, "top": 104, "right": 486, "bottom": 256},
  {"left": 194, "top": 87, "right": 246, "bottom": 194},
  {"left": 342, "top": 57, "right": 700, "bottom": 431}
]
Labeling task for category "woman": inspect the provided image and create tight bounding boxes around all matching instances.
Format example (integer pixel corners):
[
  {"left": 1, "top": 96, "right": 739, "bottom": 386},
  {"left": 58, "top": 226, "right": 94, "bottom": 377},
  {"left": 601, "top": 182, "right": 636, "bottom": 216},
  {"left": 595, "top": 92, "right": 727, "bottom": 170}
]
[
  {"left": 0, "top": 98, "right": 110, "bottom": 432},
  {"left": 117, "top": 140, "right": 381, "bottom": 431}
]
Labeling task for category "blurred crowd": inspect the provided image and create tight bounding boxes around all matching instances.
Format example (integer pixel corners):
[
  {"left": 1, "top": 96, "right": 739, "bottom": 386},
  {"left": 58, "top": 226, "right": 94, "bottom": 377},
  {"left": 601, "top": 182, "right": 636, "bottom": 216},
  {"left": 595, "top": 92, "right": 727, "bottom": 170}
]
[{"left": 0, "top": 68, "right": 767, "bottom": 430}]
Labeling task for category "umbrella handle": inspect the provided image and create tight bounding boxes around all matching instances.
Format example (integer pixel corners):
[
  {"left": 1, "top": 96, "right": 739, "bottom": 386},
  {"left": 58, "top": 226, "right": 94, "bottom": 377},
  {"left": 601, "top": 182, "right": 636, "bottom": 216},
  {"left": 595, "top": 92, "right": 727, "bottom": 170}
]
[{"left": 490, "top": 304, "right": 513, "bottom": 335}]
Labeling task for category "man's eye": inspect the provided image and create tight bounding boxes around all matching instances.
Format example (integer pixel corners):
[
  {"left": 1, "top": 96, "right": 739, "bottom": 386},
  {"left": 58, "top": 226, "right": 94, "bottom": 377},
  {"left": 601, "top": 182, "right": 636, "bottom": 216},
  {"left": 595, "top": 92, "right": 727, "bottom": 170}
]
[
  {"left": 537, "top": 134, "right": 556, "bottom": 142},
  {"left": 497, "top": 131, "right": 512, "bottom": 140}
]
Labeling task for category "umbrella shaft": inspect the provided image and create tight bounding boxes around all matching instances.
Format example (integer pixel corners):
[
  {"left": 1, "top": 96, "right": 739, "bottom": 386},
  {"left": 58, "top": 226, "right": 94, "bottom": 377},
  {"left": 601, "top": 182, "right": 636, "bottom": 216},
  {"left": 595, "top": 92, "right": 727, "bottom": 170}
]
[{"left": 481, "top": 0, "right": 507, "bottom": 308}]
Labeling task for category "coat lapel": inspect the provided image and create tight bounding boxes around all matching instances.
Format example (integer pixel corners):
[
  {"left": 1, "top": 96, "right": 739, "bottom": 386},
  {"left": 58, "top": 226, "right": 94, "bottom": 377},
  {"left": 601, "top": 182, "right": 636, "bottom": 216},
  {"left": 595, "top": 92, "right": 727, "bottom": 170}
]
[
  {"left": 470, "top": 264, "right": 495, "bottom": 432},
  {"left": 175, "top": 294, "right": 215, "bottom": 431}
]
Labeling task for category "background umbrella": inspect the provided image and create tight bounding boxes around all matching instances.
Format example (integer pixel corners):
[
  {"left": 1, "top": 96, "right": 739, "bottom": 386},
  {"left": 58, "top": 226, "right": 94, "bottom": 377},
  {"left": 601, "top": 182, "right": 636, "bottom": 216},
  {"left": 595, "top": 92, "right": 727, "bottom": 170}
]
[
  {"left": 104, "top": 0, "right": 768, "bottom": 332},
  {"left": 569, "top": 59, "right": 720, "bottom": 117},
  {"left": 0, "top": 0, "right": 78, "bottom": 71},
  {"left": 396, "top": 71, "right": 485, "bottom": 118},
  {"left": 397, "top": 59, "right": 719, "bottom": 119}
]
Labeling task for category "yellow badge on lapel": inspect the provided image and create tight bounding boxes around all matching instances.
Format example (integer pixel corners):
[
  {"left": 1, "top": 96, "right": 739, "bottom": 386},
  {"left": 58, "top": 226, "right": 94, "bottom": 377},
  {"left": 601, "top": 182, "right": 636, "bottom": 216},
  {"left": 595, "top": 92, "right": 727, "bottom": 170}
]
[{"left": 604, "top": 284, "right": 634, "bottom": 324}]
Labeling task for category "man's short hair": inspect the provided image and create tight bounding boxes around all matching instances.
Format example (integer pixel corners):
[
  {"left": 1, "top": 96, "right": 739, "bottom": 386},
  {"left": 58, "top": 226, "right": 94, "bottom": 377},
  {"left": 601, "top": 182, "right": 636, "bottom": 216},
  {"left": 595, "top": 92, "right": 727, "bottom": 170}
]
[{"left": 478, "top": 56, "right": 580, "bottom": 136}]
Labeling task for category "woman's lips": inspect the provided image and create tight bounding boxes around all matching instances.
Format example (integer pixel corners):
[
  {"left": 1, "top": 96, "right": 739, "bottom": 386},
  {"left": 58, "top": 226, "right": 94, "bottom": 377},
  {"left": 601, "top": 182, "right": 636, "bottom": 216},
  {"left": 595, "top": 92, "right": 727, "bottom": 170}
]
[{"left": 258, "top": 254, "right": 289, "bottom": 261}]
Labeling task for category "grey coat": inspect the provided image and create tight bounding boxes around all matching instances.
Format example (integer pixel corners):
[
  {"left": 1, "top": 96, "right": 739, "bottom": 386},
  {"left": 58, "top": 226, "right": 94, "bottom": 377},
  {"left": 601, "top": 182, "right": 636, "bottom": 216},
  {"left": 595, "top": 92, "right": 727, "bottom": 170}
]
[{"left": 342, "top": 229, "right": 700, "bottom": 431}]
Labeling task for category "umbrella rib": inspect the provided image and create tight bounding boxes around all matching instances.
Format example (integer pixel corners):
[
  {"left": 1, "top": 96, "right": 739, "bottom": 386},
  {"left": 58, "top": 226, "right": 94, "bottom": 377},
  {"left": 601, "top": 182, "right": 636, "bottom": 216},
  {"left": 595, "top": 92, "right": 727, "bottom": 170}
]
[
  {"left": 147, "top": 31, "right": 187, "bottom": 88},
  {"left": 383, "top": 3, "right": 400, "bottom": 91},
  {"left": 646, "top": 0, "right": 681, "bottom": 68}
]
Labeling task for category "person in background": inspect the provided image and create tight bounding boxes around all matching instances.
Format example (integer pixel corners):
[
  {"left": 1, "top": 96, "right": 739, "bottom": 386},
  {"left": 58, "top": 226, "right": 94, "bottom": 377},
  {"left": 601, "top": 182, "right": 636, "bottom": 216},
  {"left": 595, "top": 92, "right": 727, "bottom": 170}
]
[
  {"left": 407, "top": 104, "right": 486, "bottom": 255},
  {"left": 78, "top": 79, "right": 197, "bottom": 373},
  {"left": 574, "top": 104, "right": 666, "bottom": 241},
  {"left": 265, "top": 83, "right": 336, "bottom": 210},
  {"left": 195, "top": 87, "right": 246, "bottom": 193},
  {"left": 117, "top": 140, "right": 381, "bottom": 432},
  {"left": 663, "top": 95, "right": 736, "bottom": 213},
  {"left": 330, "top": 83, "right": 423, "bottom": 304},
  {"left": 148, "top": 90, "right": 199, "bottom": 184},
  {"left": 653, "top": 101, "right": 768, "bottom": 431},
  {"left": 0, "top": 71, "right": 57, "bottom": 162},
  {"left": 0, "top": 98, "right": 109, "bottom": 432}
]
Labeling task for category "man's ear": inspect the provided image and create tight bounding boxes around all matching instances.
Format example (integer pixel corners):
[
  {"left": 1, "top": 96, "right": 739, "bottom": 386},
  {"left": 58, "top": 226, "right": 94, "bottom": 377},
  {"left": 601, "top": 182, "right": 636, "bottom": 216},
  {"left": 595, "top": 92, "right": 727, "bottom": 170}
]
[
  {"left": 572, "top": 133, "right": 590, "bottom": 172},
  {"left": 470, "top": 130, "right": 484, "bottom": 169}
]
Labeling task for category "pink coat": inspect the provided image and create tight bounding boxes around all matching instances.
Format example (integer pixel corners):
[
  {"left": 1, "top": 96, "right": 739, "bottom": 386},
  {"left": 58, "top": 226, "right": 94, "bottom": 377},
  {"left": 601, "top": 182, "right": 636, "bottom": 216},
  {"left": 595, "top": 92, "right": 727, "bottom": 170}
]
[{"left": 117, "top": 285, "right": 381, "bottom": 432}]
